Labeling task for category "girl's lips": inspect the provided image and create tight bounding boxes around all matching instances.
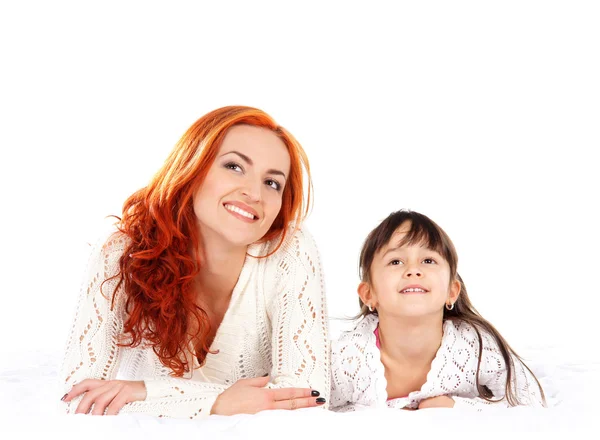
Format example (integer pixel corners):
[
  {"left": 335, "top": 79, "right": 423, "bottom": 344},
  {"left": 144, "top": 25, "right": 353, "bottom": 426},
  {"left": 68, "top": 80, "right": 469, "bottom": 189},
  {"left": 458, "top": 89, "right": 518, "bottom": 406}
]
[{"left": 400, "top": 285, "right": 429, "bottom": 294}]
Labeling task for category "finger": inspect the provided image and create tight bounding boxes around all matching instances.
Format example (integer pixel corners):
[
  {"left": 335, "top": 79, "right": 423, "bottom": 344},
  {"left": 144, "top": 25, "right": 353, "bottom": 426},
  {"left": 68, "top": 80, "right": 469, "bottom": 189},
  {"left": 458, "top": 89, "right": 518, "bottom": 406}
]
[
  {"left": 270, "top": 387, "right": 315, "bottom": 401},
  {"left": 65, "top": 379, "right": 103, "bottom": 402},
  {"left": 105, "top": 393, "right": 129, "bottom": 416},
  {"left": 243, "top": 375, "right": 271, "bottom": 387},
  {"left": 75, "top": 383, "right": 113, "bottom": 415},
  {"left": 272, "top": 396, "right": 325, "bottom": 410},
  {"left": 91, "top": 385, "right": 122, "bottom": 416}
]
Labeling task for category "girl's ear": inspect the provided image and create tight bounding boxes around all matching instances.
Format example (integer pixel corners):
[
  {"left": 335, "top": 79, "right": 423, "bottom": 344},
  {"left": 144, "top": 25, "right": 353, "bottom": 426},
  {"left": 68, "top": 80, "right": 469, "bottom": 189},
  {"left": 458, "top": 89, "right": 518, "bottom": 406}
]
[
  {"left": 449, "top": 278, "right": 461, "bottom": 303},
  {"left": 357, "top": 281, "right": 374, "bottom": 306}
]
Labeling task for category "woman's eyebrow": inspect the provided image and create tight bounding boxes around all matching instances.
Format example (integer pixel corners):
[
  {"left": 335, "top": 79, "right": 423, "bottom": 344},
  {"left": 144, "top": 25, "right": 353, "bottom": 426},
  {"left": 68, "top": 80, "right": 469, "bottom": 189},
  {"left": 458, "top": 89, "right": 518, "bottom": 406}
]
[{"left": 221, "top": 150, "right": 287, "bottom": 179}]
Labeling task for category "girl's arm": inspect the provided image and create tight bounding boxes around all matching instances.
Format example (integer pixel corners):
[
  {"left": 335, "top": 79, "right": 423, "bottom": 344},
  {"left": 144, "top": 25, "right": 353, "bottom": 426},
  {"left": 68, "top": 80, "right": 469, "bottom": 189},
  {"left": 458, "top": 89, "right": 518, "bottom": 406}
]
[
  {"left": 452, "top": 360, "right": 545, "bottom": 409},
  {"left": 60, "top": 232, "right": 227, "bottom": 419},
  {"left": 265, "top": 228, "right": 331, "bottom": 405},
  {"left": 452, "top": 333, "right": 545, "bottom": 409},
  {"left": 330, "top": 338, "right": 353, "bottom": 411}
]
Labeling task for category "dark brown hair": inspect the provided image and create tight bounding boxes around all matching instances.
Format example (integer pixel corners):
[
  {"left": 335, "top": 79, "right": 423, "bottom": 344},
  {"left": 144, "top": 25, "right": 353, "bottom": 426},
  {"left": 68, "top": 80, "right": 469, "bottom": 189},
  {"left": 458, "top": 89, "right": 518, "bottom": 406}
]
[{"left": 358, "top": 209, "right": 546, "bottom": 406}]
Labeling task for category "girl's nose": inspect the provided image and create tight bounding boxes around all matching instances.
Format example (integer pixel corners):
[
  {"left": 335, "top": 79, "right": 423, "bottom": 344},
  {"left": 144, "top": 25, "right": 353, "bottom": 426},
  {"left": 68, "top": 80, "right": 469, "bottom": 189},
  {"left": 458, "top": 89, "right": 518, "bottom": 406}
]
[{"left": 404, "top": 265, "right": 423, "bottom": 278}]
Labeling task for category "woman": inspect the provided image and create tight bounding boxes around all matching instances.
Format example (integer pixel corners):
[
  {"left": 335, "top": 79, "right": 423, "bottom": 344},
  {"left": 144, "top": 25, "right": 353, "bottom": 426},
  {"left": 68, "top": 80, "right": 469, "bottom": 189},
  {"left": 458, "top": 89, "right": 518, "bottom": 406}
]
[{"left": 60, "top": 106, "right": 330, "bottom": 418}]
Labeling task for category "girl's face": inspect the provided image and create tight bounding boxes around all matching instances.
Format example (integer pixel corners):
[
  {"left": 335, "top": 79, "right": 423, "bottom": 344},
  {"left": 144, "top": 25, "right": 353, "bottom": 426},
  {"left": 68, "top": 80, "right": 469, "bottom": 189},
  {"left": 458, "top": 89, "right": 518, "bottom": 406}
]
[
  {"left": 193, "top": 124, "right": 291, "bottom": 249},
  {"left": 359, "top": 222, "right": 460, "bottom": 318}
]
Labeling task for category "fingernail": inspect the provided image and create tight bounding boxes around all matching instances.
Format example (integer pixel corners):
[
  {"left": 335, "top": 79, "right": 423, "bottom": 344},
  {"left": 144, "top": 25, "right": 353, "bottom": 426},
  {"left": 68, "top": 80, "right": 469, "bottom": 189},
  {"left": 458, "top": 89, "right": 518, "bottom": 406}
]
[
  {"left": 311, "top": 390, "right": 320, "bottom": 397},
  {"left": 60, "top": 394, "right": 68, "bottom": 401},
  {"left": 316, "top": 397, "right": 326, "bottom": 405}
]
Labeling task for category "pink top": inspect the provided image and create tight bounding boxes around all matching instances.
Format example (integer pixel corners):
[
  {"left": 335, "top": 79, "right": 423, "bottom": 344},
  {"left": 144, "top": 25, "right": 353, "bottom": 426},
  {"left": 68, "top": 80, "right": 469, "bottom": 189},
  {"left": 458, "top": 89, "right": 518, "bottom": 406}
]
[{"left": 374, "top": 325, "right": 382, "bottom": 349}]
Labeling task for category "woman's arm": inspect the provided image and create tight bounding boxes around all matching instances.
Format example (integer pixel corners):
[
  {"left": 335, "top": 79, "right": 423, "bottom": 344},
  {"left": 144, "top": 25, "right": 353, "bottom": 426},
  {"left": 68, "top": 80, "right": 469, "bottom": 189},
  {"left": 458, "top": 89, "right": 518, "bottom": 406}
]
[
  {"left": 265, "top": 228, "right": 331, "bottom": 405},
  {"left": 60, "top": 232, "right": 129, "bottom": 397},
  {"left": 60, "top": 232, "right": 225, "bottom": 418}
]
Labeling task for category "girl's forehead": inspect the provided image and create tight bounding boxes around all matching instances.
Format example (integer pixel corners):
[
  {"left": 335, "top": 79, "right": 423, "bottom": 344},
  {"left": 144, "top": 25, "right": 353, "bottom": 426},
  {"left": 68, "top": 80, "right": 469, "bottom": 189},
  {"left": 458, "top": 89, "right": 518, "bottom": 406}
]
[
  {"left": 382, "top": 238, "right": 438, "bottom": 253},
  {"left": 390, "top": 223, "right": 425, "bottom": 245},
  {"left": 392, "top": 224, "right": 411, "bottom": 238},
  {"left": 382, "top": 224, "right": 443, "bottom": 254}
]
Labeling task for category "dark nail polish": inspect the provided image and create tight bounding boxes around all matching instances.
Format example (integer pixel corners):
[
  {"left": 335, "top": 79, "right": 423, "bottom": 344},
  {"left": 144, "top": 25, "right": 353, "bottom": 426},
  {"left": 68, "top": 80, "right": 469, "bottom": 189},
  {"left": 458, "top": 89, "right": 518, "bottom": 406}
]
[
  {"left": 316, "top": 397, "right": 326, "bottom": 405},
  {"left": 60, "top": 394, "right": 68, "bottom": 401},
  {"left": 311, "top": 390, "right": 320, "bottom": 397}
]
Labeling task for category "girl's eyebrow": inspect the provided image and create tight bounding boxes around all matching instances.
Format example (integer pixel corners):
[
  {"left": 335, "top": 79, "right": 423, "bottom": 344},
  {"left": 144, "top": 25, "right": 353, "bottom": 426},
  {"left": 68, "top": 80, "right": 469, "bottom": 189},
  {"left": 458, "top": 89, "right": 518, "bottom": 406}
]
[{"left": 220, "top": 150, "right": 287, "bottom": 179}]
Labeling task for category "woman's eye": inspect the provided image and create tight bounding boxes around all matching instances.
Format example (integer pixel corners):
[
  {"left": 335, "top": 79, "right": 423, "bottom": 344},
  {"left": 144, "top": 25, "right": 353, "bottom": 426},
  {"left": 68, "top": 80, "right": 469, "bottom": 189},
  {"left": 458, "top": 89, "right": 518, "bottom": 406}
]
[
  {"left": 423, "top": 258, "right": 437, "bottom": 264},
  {"left": 265, "top": 179, "right": 281, "bottom": 191},
  {"left": 224, "top": 162, "right": 243, "bottom": 172}
]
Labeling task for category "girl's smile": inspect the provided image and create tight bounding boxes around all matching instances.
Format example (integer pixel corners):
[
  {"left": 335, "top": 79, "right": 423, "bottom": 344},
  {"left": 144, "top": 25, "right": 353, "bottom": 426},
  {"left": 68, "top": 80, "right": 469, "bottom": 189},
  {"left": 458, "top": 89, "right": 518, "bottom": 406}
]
[{"left": 399, "top": 284, "right": 429, "bottom": 294}]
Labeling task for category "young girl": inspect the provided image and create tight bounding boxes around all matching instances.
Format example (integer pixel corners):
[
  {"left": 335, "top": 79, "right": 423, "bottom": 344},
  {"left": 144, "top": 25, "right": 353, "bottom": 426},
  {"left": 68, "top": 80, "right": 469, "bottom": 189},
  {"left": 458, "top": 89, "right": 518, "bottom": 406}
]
[
  {"left": 330, "top": 210, "right": 545, "bottom": 411},
  {"left": 60, "top": 106, "right": 329, "bottom": 418}
]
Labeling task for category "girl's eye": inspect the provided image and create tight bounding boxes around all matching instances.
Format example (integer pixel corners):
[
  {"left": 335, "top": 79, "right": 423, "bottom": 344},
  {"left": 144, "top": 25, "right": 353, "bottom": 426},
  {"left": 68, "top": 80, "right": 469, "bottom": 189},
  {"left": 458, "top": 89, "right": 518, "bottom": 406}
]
[
  {"left": 265, "top": 179, "right": 282, "bottom": 191},
  {"left": 224, "top": 162, "right": 243, "bottom": 172},
  {"left": 423, "top": 258, "right": 437, "bottom": 264},
  {"left": 389, "top": 259, "right": 402, "bottom": 266}
]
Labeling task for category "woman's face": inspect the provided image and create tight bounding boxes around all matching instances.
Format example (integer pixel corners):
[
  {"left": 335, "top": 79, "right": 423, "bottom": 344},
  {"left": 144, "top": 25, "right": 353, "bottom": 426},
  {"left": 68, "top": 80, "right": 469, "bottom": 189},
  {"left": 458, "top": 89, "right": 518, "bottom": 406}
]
[{"left": 193, "top": 124, "right": 291, "bottom": 249}]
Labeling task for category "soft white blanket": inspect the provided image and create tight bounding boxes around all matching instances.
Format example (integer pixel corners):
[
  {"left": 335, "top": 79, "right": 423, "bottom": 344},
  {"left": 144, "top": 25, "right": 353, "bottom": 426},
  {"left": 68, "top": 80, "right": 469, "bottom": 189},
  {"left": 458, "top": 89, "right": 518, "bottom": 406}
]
[{"left": 1, "top": 347, "right": 597, "bottom": 438}]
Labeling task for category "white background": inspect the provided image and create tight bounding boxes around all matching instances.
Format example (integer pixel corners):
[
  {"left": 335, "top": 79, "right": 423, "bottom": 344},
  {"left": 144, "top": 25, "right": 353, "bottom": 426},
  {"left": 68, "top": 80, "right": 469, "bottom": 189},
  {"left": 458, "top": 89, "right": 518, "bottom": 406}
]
[{"left": 1, "top": 1, "right": 598, "bottom": 362}]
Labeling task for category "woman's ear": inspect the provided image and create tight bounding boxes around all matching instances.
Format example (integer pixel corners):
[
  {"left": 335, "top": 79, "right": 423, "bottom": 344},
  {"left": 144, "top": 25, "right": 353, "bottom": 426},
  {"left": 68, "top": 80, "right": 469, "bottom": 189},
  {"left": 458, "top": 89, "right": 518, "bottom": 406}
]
[
  {"left": 358, "top": 282, "right": 374, "bottom": 307},
  {"left": 449, "top": 278, "right": 461, "bottom": 303}
]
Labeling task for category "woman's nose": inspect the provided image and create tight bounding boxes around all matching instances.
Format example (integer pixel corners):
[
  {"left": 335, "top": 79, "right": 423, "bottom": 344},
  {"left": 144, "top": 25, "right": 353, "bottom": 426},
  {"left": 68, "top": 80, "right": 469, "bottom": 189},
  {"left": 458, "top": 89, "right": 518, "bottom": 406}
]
[{"left": 241, "top": 178, "right": 261, "bottom": 202}]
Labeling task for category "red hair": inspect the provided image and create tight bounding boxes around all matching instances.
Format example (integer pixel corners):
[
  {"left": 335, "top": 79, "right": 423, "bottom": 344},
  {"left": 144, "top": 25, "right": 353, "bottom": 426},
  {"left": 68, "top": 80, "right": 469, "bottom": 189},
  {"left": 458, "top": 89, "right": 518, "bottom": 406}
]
[{"left": 112, "top": 106, "right": 312, "bottom": 376}]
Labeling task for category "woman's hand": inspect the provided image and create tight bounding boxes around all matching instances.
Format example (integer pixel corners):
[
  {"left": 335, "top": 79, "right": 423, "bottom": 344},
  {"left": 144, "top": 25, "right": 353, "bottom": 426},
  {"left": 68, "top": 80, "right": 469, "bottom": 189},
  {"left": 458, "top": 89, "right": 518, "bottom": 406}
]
[
  {"left": 210, "top": 375, "right": 325, "bottom": 416},
  {"left": 418, "top": 395, "right": 455, "bottom": 409},
  {"left": 62, "top": 379, "right": 147, "bottom": 415}
]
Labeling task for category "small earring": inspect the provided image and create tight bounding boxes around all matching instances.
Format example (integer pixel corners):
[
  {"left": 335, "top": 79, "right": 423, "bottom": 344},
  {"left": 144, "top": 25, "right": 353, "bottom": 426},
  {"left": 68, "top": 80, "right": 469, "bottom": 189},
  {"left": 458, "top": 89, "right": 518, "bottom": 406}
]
[
  {"left": 445, "top": 302, "right": 454, "bottom": 311},
  {"left": 368, "top": 305, "right": 374, "bottom": 312}
]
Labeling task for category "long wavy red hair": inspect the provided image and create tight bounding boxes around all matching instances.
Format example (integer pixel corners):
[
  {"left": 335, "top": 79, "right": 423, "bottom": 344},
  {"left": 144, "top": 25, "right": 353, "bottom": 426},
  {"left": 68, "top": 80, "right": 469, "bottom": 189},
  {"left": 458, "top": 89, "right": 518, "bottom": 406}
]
[{"left": 110, "top": 106, "right": 312, "bottom": 376}]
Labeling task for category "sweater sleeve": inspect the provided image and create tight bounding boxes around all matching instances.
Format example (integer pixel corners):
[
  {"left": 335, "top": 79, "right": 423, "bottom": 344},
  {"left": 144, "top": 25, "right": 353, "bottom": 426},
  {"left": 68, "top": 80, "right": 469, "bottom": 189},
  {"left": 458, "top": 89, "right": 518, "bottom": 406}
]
[
  {"left": 60, "top": 232, "right": 128, "bottom": 395},
  {"left": 329, "top": 336, "right": 355, "bottom": 411},
  {"left": 264, "top": 228, "right": 331, "bottom": 406},
  {"left": 452, "top": 332, "right": 545, "bottom": 410},
  {"left": 59, "top": 231, "right": 226, "bottom": 419}
]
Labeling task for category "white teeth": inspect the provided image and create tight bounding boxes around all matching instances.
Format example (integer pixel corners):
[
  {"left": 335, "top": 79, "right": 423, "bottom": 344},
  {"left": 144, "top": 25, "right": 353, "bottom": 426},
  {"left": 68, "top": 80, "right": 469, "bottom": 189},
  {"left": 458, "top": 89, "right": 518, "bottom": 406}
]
[
  {"left": 225, "top": 204, "right": 255, "bottom": 219},
  {"left": 402, "top": 288, "right": 426, "bottom": 293}
]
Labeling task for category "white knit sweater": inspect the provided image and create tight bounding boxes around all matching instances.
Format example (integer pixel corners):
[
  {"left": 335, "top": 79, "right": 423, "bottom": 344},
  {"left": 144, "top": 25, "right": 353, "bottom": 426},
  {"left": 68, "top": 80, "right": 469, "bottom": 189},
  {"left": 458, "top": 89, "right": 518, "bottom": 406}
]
[
  {"left": 60, "top": 226, "right": 330, "bottom": 419},
  {"left": 330, "top": 314, "right": 544, "bottom": 411}
]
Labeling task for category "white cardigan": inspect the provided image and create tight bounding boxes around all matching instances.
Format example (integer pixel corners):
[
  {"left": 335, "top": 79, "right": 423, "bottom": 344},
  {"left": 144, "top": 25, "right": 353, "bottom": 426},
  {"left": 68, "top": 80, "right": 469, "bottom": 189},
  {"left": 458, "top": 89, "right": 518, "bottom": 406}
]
[
  {"left": 60, "top": 226, "right": 330, "bottom": 419},
  {"left": 330, "top": 314, "right": 544, "bottom": 411}
]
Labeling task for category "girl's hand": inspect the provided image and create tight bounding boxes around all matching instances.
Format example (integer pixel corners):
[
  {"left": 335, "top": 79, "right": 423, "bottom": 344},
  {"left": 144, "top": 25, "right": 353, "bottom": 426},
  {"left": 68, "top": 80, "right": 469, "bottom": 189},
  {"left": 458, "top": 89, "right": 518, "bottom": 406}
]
[
  {"left": 62, "top": 379, "right": 147, "bottom": 415},
  {"left": 418, "top": 395, "right": 455, "bottom": 409},
  {"left": 210, "top": 375, "right": 324, "bottom": 416}
]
